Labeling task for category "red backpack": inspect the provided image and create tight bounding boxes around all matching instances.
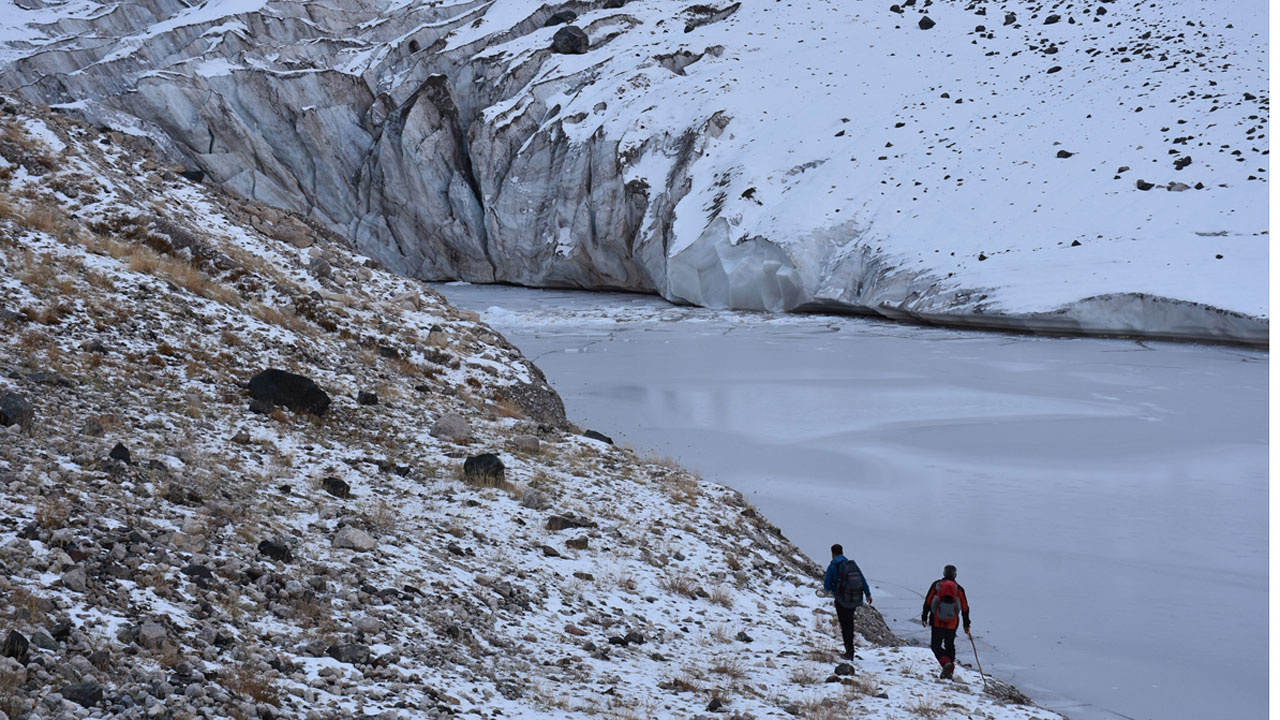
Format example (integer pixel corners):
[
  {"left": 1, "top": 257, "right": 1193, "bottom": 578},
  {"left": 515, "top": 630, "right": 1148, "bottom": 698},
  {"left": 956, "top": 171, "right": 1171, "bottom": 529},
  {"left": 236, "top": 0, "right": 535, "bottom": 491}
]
[{"left": 932, "top": 579, "right": 960, "bottom": 623}]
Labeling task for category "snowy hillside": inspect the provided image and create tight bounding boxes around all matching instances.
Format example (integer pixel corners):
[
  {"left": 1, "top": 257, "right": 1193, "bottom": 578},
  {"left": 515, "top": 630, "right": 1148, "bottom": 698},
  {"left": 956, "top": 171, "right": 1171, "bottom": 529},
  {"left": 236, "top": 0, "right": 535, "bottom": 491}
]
[
  {"left": 0, "top": 99, "right": 1059, "bottom": 719},
  {"left": 0, "top": 0, "right": 1267, "bottom": 343}
]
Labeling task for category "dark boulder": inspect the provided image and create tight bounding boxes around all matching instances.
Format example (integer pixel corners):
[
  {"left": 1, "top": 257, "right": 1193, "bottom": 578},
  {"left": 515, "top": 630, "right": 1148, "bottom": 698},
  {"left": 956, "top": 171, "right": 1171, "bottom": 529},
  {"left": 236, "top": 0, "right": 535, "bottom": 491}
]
[
  {"left": 546, "top": 515, "right": 597, "bottom": 531},
  {"left": 544, "top": 9, "right": 577, "bottom": 26},
  {"left": 835, "top": 662, "right": 856, "bottom": 676},
  {"left": 181, "top": 565, "right": 216, "bottom": 586},
  {"left": 1004, "top": 11, "right": 1016, "bottom": 24},
  {"left": 1056, "top": 149, "right": 1073, "bottom": 158},
  {"left": 1044, "top": 13, "right": 1060, "bottom": 24},
  {"left": 0, "top": 392, "right": 33, "bottom": 431},
  {"left": 248, "top": 369, "right": 331, "bottom": 416},
  {"left": 603, "top": 0, "right": 626, "bottom": 7},
  {"left": 356, "top": 391, "right": 378, "bottom": 406},
  {"left": 257, "top": 539, "right": 293, "bottom": 562},
  {"left": 552, "top": 26, "right": 589, "bottom": 54},
  {"left": 1136, "top": 179, "right": 1155, "bottom": 191},
  {"left": 463, "top": 453, "right": 505, "bottom": 485},
  {"left": 61, "top": 681, "right": 104, "bottom": 708},
  {"left": 2, "top": 629, "right": 28, "bottom": 660},
  {"left": 322, "top": 476, "right": 351, "bottom": 499},
  {"left": 25, "top": 371, "right": 70, "bottom": 386},
  {"left": 583, "top": 429, "right": 613, "bottom": 445},
  {"left": 109, "top": 442, "right": 132, "bottom": 464},
  {"left": 918, "top": 15, "right": 935, "bottom": 29},
  {"left": 327, "top": 643, "right": 371, "bottom": 665},
  {"left": 179, "top": 169, "right": 204, "bottom": 183}
]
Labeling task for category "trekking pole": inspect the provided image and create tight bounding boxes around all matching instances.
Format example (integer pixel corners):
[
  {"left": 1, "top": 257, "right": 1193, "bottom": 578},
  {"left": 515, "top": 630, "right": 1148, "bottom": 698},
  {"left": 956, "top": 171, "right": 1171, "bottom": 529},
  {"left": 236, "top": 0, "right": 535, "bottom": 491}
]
[{"left": 967, "top": 632, "right": 988, "bottom": 690}]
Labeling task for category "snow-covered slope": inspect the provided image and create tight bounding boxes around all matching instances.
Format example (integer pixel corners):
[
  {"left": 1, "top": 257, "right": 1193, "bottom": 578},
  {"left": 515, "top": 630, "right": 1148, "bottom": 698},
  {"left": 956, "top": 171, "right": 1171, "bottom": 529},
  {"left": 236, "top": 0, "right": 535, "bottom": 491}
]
[
  {"left": 0, "top": 98, "right": 1058, "bottom": 720},
  {"left": 0, "top": 0, "right": 1266, "bottom": 344}
]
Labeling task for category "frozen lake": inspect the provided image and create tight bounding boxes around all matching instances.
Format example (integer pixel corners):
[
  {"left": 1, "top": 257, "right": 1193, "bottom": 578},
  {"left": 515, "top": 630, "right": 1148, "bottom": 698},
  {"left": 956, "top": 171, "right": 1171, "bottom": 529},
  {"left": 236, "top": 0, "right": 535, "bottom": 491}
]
[{"left": 434, "top": 283, "right": 1268, "bottom": 720}]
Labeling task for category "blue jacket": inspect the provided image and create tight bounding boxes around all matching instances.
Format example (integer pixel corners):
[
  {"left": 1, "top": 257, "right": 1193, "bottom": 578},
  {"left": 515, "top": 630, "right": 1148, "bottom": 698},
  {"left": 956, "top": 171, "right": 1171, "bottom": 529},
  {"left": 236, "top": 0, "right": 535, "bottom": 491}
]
[{"left": 824, "top": 555, "right": 871, "bottom": 601}]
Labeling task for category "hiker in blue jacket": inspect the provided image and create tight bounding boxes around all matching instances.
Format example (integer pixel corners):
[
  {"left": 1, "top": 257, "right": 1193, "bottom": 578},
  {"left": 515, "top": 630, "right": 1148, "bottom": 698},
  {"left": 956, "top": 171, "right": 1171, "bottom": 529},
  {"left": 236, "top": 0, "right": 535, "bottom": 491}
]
[{"left": 823, "top": 543, "right": 873, "bottom": 660}]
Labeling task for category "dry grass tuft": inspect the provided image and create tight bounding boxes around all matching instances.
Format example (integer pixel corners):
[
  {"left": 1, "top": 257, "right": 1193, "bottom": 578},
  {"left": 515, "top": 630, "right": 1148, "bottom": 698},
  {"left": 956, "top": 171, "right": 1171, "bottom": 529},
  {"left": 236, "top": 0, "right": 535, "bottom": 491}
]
[
  {"left": 222, "top": 666, "right": 281, "bottom": 705},
  {"left": 904, "top": 697, "right": 945, "bottom": 718},
  {"left": 18, "top": 202, "right": 63, "bottom": 234},
  {"left": 35, "top": 494, "right": 72, "bottom": 529},
  {"left": 708, "top": 654, "right": 749, "bottom": 682},
  {"left": 792, "top": 690, "right": 857, "bottom": 720},
  {"left": 708, "top": 585, "right": 734, "bottom": 609},
  {"left": 251, "top": 302, "right": 311, "bottom": 334},
  {"left": 491, "top": 395, "right": 525, "bottom": 418},
  {"left": 788, "top": 664, "right": 826, "bottom": 685},
  {"left": 659, "top": 571, "right": 698, "bottom": 599}
]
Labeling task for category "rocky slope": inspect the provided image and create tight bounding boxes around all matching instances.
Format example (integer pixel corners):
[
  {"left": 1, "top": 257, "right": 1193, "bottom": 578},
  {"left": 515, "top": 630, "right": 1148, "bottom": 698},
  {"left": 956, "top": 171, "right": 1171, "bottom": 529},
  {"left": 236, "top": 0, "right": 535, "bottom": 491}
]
[
  {"left": 0, "top": 0, "right": 1268, "bottom": 344},
  {"left": 0, "top": 99, "right": 1058, "bottom": 720}
]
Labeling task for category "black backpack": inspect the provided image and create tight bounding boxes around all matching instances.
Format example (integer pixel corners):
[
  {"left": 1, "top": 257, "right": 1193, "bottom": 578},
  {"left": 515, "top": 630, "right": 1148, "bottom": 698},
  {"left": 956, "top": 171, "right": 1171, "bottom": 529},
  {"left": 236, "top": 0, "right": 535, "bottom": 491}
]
[{"left": 836, "top": 560, "right": 864, "bottom": 608}]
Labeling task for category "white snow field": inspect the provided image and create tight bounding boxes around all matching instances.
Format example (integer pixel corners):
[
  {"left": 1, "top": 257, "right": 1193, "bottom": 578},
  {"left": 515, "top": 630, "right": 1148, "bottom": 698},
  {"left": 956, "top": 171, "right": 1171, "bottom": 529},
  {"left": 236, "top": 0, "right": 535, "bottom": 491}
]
[{"left": 435, "top": 282, "right": 1268, "bottom": 720}]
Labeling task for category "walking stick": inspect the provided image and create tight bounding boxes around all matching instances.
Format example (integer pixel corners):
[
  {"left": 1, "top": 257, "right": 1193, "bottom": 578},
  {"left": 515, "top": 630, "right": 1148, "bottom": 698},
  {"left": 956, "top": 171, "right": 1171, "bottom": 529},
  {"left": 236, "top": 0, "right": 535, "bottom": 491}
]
[{"left": 967, "top": 631, "right": 988, "bottom": 690}]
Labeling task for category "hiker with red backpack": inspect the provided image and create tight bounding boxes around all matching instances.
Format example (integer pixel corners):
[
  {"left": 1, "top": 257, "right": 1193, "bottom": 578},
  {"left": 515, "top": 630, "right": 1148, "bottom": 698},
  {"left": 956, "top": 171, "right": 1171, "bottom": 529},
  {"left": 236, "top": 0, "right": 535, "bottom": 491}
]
[
  {"left": 921, "top": 564, "right": 971, "bottom": 679},
  {"left": 822, "top": 544, "right": 873, "bottom": 660}
]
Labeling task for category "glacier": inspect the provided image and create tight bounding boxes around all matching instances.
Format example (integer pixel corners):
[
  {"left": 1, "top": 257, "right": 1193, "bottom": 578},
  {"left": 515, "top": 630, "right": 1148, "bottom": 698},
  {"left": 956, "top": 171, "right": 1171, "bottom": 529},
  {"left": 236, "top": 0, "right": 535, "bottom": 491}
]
[{"left": 0, "top": 0, "right": 1267, "bottom": 343}]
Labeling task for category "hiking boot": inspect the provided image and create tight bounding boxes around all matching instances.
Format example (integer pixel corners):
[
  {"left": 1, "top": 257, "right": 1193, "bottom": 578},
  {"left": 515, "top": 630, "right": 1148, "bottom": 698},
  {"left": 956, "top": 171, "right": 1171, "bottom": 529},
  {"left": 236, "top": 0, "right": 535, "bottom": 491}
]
[{"left": 941, "top": 661, "right": 955, "bottom": 679}]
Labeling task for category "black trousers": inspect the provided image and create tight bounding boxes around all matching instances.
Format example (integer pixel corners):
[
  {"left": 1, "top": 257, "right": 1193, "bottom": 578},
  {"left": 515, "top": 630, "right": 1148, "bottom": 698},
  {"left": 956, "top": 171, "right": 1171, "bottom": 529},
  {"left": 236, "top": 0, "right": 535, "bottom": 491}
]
[
  {"left": 930, "top": 626, "right": 957, "bottom": 666},
  {"left": 835, "top": 602, "right": 858, "bottom": 656}
]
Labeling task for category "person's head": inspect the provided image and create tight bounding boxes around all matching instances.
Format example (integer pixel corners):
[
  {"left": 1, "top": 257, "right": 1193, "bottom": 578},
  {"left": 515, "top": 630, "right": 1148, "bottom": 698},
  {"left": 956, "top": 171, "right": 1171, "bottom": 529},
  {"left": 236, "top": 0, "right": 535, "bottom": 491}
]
[
  {"left": 943, "top": 564, "right": 957, "bottom": 579},
  {"left": 831, "top": 543, "right": 843, "bottom": 558}
]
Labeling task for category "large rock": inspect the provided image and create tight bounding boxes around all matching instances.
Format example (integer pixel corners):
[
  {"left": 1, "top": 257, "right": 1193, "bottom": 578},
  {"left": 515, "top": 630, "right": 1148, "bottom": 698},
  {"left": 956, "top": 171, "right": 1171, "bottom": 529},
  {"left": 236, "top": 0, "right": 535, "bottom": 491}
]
[
  {"left": 333, "top": 526, "right": 377, "bottom": 551},
  {"left": 257, "top": 538, "right": 294, "bottom": 562},
  {"left": 0, "top": 392, "right": 33, "bottom": 431},
  {"left": 60, "top": 681, "right": 104, "bottom": 708},
  {"left": 248, "top": 369, "right": 331, "bottom": 416},
  {"left": 2, "top": 630, "right": 28, "bottom": 660},
  {"left": 60, "top": 566, "right": 88, "bottom": 592},
  {"left": 462, "top": 453, "right": 505, "bottom": 485},
  {"left": 138, "top": 621, "right": 166, "bottom": 650},
  {"left": 430, "top": 412, "right": 471, "bottom": 443},
  {"left": 551, "top": 26, "right": 590, "bottom": 54}
]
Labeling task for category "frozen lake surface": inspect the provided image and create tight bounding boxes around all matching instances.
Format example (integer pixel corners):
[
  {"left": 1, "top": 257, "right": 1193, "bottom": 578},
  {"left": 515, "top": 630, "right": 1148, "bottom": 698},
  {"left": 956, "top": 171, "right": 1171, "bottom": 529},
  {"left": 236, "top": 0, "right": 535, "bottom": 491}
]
[{"left": 435, "top": 283, "right": 1268, "bottom": 720}]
